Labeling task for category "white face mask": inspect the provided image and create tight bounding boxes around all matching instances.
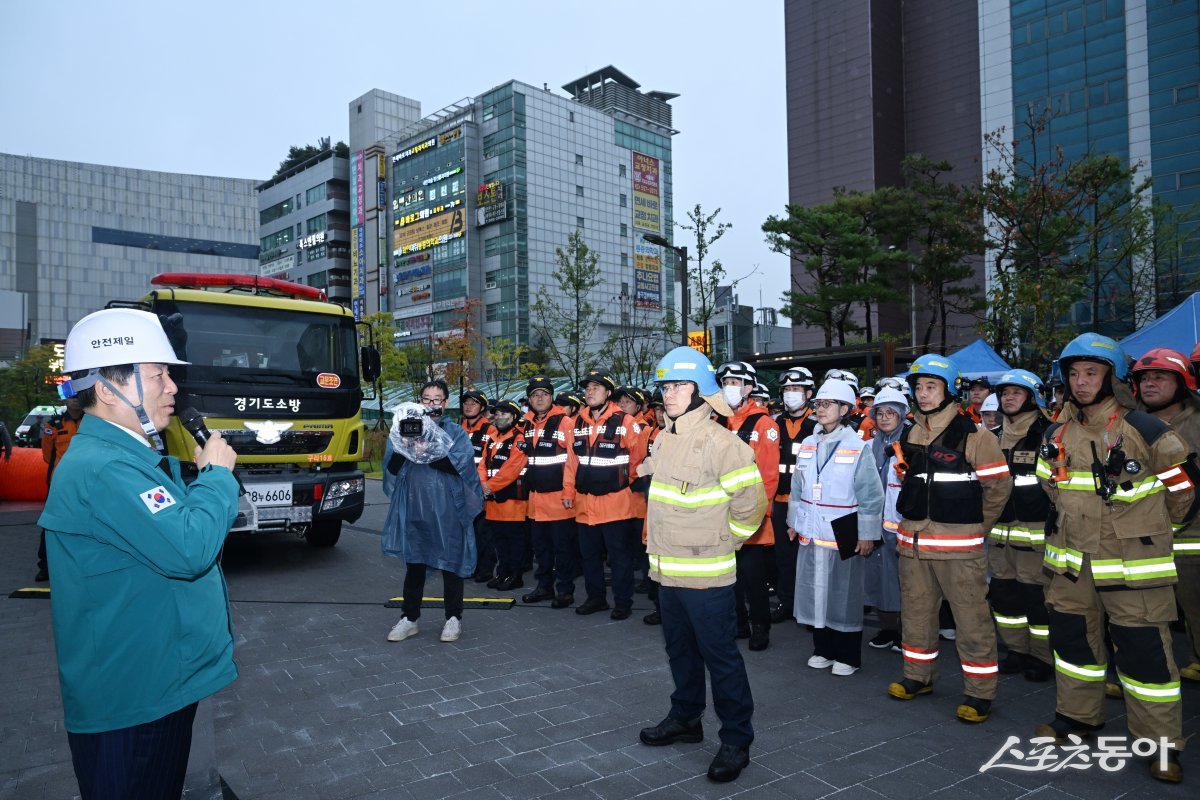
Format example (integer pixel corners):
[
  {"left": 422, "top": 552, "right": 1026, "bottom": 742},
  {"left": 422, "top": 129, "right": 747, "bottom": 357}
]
[
  {"left": 722, "top": 385, "right": 744, "bottom": 409},
  {"left": 782, "top": 392, "right": 806, "bottom": 411}
]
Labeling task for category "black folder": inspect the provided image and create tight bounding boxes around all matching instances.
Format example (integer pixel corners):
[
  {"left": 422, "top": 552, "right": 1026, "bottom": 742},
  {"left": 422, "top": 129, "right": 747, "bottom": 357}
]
[{"left": 830, "top": 513, "right": 859, "bottom": 560}]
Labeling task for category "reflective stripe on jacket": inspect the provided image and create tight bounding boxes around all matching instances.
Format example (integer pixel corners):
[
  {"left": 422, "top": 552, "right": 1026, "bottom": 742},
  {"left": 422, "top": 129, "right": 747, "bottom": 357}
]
[{"left": 642, "top": 403, "right": 767, "bottom": 588}]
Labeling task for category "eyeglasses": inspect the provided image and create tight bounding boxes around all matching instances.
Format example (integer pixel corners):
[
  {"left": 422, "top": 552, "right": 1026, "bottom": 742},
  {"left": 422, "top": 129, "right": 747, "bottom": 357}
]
[
  {"left": 875, "top": 408, "right": 900, "bottom": 419},
  {"left": 812, "top": 400, "right": 840, "bottom": 410},
  {"left": 419, "top": 395, "right": 446, "bottom": 405},
  {"left": 659, "top": 382, "right": 691, "bottom": 395}
]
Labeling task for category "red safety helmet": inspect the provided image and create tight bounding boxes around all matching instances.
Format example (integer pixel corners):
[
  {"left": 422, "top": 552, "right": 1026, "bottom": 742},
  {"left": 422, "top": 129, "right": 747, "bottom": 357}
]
[{"left": 1132, "top": 347, "right": 1197, "bottom": 392}]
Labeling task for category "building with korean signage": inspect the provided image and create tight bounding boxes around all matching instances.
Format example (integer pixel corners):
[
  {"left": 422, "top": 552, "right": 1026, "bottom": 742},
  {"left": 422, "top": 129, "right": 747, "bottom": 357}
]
[{"left": 385, "top": 66, "right": 678, "bottom": 357}]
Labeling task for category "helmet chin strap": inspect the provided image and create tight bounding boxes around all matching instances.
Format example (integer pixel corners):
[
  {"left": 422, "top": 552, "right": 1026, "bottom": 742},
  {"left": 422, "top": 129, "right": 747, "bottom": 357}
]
[{"left": 98, "top": 366, "right": 164, "bottom": 451}]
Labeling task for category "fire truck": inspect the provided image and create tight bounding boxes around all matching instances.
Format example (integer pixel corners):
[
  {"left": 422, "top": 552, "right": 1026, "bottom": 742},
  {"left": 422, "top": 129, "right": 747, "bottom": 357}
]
[{"left": 116, "top": 272, "right": 381, "bottom": 547}]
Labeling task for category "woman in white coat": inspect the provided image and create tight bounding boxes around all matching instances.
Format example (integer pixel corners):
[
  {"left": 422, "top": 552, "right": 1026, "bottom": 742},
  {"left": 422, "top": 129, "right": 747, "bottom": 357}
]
[{"left": 788, "top": 380, "right": 885, "bottom": 676}]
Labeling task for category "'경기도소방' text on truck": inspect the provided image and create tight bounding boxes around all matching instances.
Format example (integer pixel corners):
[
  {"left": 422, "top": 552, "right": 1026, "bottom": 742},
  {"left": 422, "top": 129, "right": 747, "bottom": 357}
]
[{"left": 112, "top": 272, "right": 381, "bottom": 547}]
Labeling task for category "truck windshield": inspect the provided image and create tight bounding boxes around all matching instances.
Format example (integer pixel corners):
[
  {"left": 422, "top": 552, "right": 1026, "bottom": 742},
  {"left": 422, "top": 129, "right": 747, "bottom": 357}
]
[{"left": 169, "top": 301, "right": 358, "bottom": 378}]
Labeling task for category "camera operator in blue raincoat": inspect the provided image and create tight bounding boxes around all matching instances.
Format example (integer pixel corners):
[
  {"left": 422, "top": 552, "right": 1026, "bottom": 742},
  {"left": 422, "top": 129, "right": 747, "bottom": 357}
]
[{"left": 382, "top": 381, "right": 483, "bottom": 644}]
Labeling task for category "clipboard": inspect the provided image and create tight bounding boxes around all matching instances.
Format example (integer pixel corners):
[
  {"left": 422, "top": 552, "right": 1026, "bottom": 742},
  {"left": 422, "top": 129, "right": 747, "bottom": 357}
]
[{"left": 830, "top": 513, "right": 859, "bottom": 560}]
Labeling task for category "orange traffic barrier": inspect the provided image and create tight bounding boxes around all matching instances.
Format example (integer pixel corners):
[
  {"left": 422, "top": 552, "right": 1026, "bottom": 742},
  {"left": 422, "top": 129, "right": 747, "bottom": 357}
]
[{"left": 0, "top": 447, "right": 49, "bottom": 501}]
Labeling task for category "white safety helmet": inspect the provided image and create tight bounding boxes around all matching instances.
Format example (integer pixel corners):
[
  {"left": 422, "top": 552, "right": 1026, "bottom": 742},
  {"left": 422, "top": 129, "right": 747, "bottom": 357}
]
[
  {"left": 980, "top": 394, "right": 1000, "bottom": 413},
  {"left": 814, "top": 379, "right": 857, "bottom": 409},
  {"left": 64, "top": 308, "right": 187, "bottom": 375},
  {"left": 869, "top": 387, "right": 910, "bottom": 419},
  {"left": 61, "top": 308, "right": 187, "bottom": 449},
  {"left": 779, "top": 366, "right": 815, "bottom": 389},
  {"left": 716, "top": 361, "right": 757, "bottom": 384}
]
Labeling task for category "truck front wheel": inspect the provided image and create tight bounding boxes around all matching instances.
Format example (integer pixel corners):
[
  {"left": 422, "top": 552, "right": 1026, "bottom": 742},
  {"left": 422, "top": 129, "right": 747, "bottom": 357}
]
[{"left": 306, "top": 520, "right": 342, "bottom": 548}]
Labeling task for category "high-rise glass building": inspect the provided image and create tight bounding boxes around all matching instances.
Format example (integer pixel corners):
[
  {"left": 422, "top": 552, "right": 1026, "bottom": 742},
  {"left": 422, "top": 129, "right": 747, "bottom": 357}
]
[
  {"left": 785, "top": 0, "right": 1200, "bottom": 348},
  {"left": 981, "top": 0, "right": 1200, "bottom": 315},
  {"left": 381, "top": 68, "right": 677, "bottom": 358}
]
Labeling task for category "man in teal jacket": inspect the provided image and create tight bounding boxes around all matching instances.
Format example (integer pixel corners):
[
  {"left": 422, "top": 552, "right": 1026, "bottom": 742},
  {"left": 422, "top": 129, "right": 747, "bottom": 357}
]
[{"left": 38, "top": 307, "right": 240, "bottom": 800}]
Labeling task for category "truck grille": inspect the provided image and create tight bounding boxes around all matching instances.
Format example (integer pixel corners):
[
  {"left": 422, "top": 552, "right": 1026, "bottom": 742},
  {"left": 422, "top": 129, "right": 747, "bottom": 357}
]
[{"left": 215, "top": 429, "right": 334, "bottom": 456}]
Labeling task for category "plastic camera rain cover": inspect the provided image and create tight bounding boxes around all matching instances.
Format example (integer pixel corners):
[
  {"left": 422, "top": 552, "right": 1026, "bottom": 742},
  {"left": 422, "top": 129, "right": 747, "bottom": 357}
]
[{"left": 389, "top": 402, "right": 453, "bottom": 463}]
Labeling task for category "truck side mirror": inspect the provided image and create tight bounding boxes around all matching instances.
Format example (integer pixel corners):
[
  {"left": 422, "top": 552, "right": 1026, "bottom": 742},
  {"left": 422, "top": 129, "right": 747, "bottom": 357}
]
[{"left": 361, "top": 345, "right": 381, "bottom": 383}]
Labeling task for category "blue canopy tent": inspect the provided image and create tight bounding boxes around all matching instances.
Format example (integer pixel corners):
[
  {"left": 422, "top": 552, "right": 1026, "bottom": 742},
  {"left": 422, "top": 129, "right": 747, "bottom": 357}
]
[
  {"left": 947, "top": 338, "right": 1012, "bottom": 382},
  {"left": 1118, "top": 292, "right": 1200, "bottom": 359}
]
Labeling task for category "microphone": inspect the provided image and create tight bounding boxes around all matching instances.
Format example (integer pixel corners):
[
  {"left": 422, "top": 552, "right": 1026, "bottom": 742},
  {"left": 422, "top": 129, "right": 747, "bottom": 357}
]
[
  {"left": 178, "top": 407, "right": 245, "bottom": 496},
  {"left": 179, "top": 407, "right": 210, "bottom": 445}
]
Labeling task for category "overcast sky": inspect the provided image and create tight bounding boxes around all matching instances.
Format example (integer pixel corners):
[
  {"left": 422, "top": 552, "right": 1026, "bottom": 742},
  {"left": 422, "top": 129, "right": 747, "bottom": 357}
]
[{"left": 1, "top": 0, "right": 791, "bottom": 317}]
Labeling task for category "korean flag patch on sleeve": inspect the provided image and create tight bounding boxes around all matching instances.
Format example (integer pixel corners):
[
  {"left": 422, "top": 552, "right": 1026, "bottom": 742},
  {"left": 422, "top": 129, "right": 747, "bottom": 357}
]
[{"left": 140, "top": 485, "right": 177, "bottom": 514}]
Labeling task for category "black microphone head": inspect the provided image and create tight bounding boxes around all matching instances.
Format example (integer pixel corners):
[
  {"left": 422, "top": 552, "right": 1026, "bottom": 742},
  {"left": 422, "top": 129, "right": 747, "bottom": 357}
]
[{"left": 178, "top": 407, "right": 210, "bottom": 444}]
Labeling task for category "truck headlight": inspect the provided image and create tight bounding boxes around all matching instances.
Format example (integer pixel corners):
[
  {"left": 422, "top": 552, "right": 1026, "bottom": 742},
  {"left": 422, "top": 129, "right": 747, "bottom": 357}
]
[{"left": 325, "top": 478, "right": 364, "bottom": 500}]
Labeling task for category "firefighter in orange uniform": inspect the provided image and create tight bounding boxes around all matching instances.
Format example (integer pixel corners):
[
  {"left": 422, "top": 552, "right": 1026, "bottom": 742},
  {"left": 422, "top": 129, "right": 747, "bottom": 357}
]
[
  {"left": 461, "top": 390, "right": 496, "bottom": 582},
  {"left": 717, "top": 362, "right": 779, "bottom": 651},
  {"left": 771, "top": 367, "right": 817, "bottom": 623},
  {"left": 615, "top": 386, "right": 654, "bottom": 595},
  {"left": 36, "top": 396, "right": 84, "bottom": 581},
  {"left": 564, "top": 369, "right": 646, "bottom": 619},
  {"left": 477, "top": 400, "right": 529, "bottom": 590},
  {"left": 520, "top": 377, "right": 579, "bottom": 608}
]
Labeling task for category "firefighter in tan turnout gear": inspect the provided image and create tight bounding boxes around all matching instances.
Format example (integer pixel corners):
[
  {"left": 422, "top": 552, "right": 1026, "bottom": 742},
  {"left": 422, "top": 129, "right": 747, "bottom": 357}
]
[
  {"left": 1036, "top": 333, "right": 1198, "bottom": 784},
  {"left": 1132, "top": 347, "right": 1200, "bottom": 688},
  {"left": 886, "top": 354, "right": 1012, "bottom": 724},
  {"left": 987, "top": 369, "right": 1055, "bottom": 683},
  {"left": 636, "top": 346, "right": 766, "bottom": 784}
]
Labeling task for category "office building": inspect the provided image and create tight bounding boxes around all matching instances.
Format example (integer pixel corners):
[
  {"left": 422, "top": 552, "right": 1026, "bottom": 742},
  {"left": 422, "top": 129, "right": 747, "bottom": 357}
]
[
  {"left": 783, "top": 0, "right": 984, "bottom": 352},
  {"left": 379, "top": 67, "right": 678, "bottom": 361},
  {"left": 0, "top": 154, "right": 259, "bottom": 355}
]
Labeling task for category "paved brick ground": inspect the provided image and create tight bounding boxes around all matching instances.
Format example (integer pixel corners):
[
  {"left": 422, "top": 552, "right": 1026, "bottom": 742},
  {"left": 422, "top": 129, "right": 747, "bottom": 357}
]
[{"left": 2, "top": 482, "right": 1197, "bottom": 799}]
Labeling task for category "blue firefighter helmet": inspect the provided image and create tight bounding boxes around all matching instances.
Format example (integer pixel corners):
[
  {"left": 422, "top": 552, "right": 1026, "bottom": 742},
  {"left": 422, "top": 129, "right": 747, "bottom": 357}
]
[
  {"left": 1058, "top": 333, "right": 1128, "bottom": 381},
  {"left": 906, "top": 354, "right": 963, "bottom": 398},
  {"left": 655, "top": 346, "right": 720, "bottom": 396},
  {"left": 995, "top": 369, "right": 1048, "bottom": 408}
]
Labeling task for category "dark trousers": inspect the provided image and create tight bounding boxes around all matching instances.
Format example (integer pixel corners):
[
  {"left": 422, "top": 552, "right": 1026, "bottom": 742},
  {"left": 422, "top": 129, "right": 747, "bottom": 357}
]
[
  {"left": 579, "top": 519, "right": 635, "bottom": 609},
  {"left": 38, "top": 529, "right": 49, "bottom": 572},
  {"left": 734, "top": 545, "right": 772, "bottom": 627},
  {"left": 402, "top": 563, "right": 464, "bottom": 620},
  {"left": 531, "top": 518, "right": 578, "bottom": 596},
  {"left": 473, "top": 515, "right": 496, "bottom": 578},
  {"left": 659, "top": 584, "right": 754, "bottom": 748},
  {"left": 488, "top": 519, "right": 528, "bottom": 577},
  {"left": 813, "top": 627, "right": 864, "bottom": 668},
  {"left": 771, "top": 502, "right": 795, "bottom": 614},
  {"left": 68, "top": 702, "right": 197, "bottom": 800}
]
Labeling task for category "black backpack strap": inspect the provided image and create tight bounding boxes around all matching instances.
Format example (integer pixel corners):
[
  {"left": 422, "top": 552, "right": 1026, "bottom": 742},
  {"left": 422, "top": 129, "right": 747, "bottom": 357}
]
[
  {"left": 1123, "top": 409, "right": 1170, "bottom": 447},
  {"left": 735, "top": 411, "right": 766, "bottom": 444}
]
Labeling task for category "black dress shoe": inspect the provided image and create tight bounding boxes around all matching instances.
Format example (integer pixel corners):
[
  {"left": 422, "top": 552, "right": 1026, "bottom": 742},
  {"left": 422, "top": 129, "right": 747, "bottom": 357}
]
[
  {"left": 496, "top": 576, "right": 524, "bottom": 591},
  {"left": 550, "top": 594, "right": 574, "bottom": 609},
  {"left": 707, "top": 743, "right": 750, "bottom": 782},
  {"left": 522, "top": 587, "right": 555, "bottom": 604},
  {"left": 639, "top": 716, "right": 703, "bottom": 746},
  {"left": 472, "top": 570, "right": 492, "bottom": 583},
  {"left": 34, "top": 567, "right": 49, "bottom": 583},
  {"left": 643, "top": 611, "right": 661, "bottom": 625},
  {"left": 611, "top": 606, "right": 632, "bottom": 621},
  {"left": 487, "top": 575, "right": 504, "bottom": 589},
  {"left": 748, "top": 624, "right": 770, "bottom": 651},
  {"left": 575, "top": 597, "right": 610, "bottom": 615}
]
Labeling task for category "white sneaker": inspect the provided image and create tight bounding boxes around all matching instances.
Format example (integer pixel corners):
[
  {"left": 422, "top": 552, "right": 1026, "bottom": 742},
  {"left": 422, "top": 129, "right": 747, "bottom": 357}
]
[
  {"left": 440, "top": 616, "right": 461, "bottom": 642},
  {"left": 939, "top": 628, "right": 957, "bottom": 641},
  {"left": 387, "top": 617, "right": 419, "bottom": 642},
  {"left": 807, "top": 654, "right": 835, "bottom": 669},
  {"left": 831, "top": 662, "right": 860, "bottom": 676}
]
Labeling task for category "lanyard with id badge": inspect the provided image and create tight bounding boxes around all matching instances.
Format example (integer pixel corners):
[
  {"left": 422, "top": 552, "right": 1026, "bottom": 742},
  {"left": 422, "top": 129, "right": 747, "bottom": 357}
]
[{"left": 811, "top": 444, "right": 839, "bottom": 503}]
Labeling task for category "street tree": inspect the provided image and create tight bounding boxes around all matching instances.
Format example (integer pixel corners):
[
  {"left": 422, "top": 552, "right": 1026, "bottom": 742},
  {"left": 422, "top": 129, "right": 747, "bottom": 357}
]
[
  {"left": 0, "top": 343, "right": 62, "bottom": 430},
  {"left": 678, "top": 204, "right": 730, "bottom": 353},
  {"left": 600, "top": 289, "right": 675, "bottom": 386},
  {"left": 896, "top": 155, "right": 988, "bottom": 352},
  {"left": 530, "top": 230, "right": 604, "bottom": 387}
]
